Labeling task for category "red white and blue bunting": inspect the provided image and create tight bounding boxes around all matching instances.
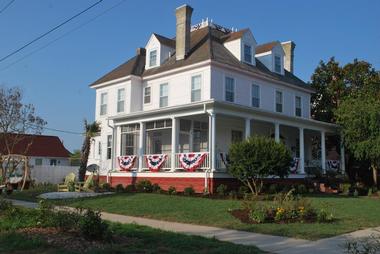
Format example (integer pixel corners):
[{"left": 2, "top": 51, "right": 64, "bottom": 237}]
[
  {"left": 117, "top": 155, "right": 136, "bottom": 171},
  {"left": 290, "top": 157, "right": 299, "bottom": 173},
  {"left": 145, "top": 154, "right": 167, "bottom": 172},
  {"left": 327, "top": 160, "right": 340, "bottom": 171},
  {"left": 179, "top": 153, "right": 207, "bottom": 172}
]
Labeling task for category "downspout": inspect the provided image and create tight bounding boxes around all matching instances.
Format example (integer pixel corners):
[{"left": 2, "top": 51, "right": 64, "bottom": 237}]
[{"left": 107, "top": 119, "right": 116, "bottom": 184}]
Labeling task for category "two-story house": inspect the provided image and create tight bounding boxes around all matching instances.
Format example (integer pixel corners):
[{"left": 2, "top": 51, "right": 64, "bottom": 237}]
[{"left": 88, "top": 5, "right": 344, "bottom": 193}]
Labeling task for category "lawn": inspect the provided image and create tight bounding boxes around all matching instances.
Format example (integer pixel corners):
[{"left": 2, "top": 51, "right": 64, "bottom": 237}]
[
  {"left": 60, "top": 193, "right": 380, "bottom": 240},
  {"left": 0, "top": 200, "right": 264, "bottom": 254}
]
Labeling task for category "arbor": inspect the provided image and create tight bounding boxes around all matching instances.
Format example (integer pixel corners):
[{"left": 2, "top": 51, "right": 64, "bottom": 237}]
[
  {"left": 335, "top": 92, "right": 380, "bottom": 188},
  {"left": 78, "top": 120, "right": 100, "bottom": 181},
  {"left": 0, "top": 87, "right": 46, "bottom": 185},
  {"left": 227, "top": 136, "right": 292, "bottom": 195}
]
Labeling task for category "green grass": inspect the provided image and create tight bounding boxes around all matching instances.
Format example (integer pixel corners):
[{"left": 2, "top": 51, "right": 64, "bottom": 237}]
[
  {"left": 4, "top": 183, "right": 56, "bottom": 202},
  {"left": 60, "top": 193, "right": 380, "bottom": 240}
]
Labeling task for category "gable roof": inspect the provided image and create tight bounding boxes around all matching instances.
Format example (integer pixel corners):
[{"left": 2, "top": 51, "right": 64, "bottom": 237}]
[
  {"left": 0, "top": 133, "right": 71, "bottom": 158},
  {"left": 221, "top": 28, "right": 249, "bottom": 43},
  {"left": 153, "top": 33, "right": 175, "bottom": 48},
  {"left": 255, "top": 41, "right": 279, "bottom": 54},
  {"left": 90, "top": 27, "right": 312, "bottom": 91}
]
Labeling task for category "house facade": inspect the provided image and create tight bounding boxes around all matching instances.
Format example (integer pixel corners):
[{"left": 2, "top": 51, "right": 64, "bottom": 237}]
[{"left": 88, "top": 5, "right": 344, "bottom": 192}]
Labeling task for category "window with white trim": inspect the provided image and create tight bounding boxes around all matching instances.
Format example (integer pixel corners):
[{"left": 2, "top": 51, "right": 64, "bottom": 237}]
[
  {"left": 274, "top": 55, "right": 281, "bottom": 73},
  {"left": 251, "top": 84, "right": 260, "bottom": 108},
  {"left": 159, "top": 83, "right": 168, "bottom": 107},
  {"left": 191, "top": 75, "right": 201, "bottom": 102},
  {"left": 244, "top": 44, "right": 252, "bottom": 63},
  {"left": 275, "top": 91, "right": 283, "bottom": 113},
  {"left": 117, "top": 88, "right": 125, "bottom": 113},
  {"left": 35, "top": 158, "right": 42, "bottom": 166},
  {"left": 100, "top": 92, "right": 107, "bottom": 115},
  {"left": 295, "top": 96, "right": 302, "bottom": 117},
  {"left": 225, "top": 77, "right": 235, "bottom": 102},
  {"left": 144, "top": 87, "right": 151, "bottom": 104},
  {"left": 149, "top": 50, "right": 157, "bottom": 67}
]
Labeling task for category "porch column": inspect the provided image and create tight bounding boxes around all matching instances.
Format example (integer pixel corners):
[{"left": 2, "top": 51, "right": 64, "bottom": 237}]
[
  {"left": 299, "top": 127, "right": 305, "bottom": 174},
  {"left": 209, "top": 112, "right": 216, "bottom": 171},
  {"left": 321, "top": 131, "right": 326, "bottom": 173},
  {"left": 245, "top": 118, "right": 251, "bottom": 139},
  {"left": 138, "top": 122, "right": 145, "bottom": 172},
  {"left": 274, "top": 122, "right": 280, "bottom": 143},
  {"left": 340, "top": 136, "right": 346, "bottom": 174},
  {"left": 171, "top": 117, "right": 178, "bottom": 171}
]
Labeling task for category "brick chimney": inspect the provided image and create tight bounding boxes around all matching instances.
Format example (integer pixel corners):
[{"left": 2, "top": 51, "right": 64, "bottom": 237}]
[
  {"left": 281, "top": 41, "right": 296, "bottom": 73},
  {"left": 136, "top": 47, "right": 146, "bottom": 56},
  {"left": 175, "top": 4, "right": 193, "bottom": 61}
]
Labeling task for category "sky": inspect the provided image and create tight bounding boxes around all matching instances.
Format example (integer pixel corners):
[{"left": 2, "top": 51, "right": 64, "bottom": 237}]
[{"left": 0, "top": 0, "right": 379, "bottom": 152}]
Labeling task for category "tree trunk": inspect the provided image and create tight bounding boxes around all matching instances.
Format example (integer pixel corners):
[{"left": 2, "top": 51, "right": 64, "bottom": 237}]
[
  {"left": 78, "top": 136, "right": 91, "bottom": 181},
  {"left": 371, "top": 163, "right": 378, "bottom": 189}
]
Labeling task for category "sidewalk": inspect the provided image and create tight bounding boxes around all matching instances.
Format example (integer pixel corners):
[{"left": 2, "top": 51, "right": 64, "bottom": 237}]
[{"left": 8, "top": 199, "right": 380, "bottom": 254}]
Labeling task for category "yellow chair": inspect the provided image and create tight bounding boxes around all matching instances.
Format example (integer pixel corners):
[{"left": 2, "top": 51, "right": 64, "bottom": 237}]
[
  {"left": 57, "top": 172, "right": 76, "bottom": 192},
  {"left": 75, "top": 173, "right": 94, "bottom": 192}
]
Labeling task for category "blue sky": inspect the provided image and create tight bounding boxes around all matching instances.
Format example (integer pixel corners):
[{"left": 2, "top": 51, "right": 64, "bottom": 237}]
[{"left": 0, "top": 0, "right": 379, "bottom": 152}]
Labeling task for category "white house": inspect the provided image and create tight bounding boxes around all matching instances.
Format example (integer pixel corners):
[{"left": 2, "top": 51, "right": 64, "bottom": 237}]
[{"left": 88, "top": 5, "right": 344, "bottom": 193}]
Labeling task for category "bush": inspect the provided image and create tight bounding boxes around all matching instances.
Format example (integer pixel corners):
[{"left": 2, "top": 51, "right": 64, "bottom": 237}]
[
  {"left": 228, "top": 136, "right": 292, "bottom": 195},
  {"left": 168, "top": 186, "right": 177, "bottom": 195},
  {"left": 297, "top": 184, "right": 308, "bottom": 194},
  {"left": 238, "top": 185, "right": 249, "bottom": 196},
  {"left": 136, "top": 180, "right": 153, "bottom": 193},
  {"left": 249, "top": 207, "right": 267, "bottom": 223},
  {"left": 115, "top": 184, "right": 125, "bottom": 193},
  {"left": 152, "top": 183, "right": 161, "bottom": 193},
  {"left": 101, "top": 182, "right": 111, "bottom": 192},
  {"left": 228, "top": 190, "right": 238, "bottom": 199},
  {"left": 79, "top": 209, "right": 111, "bottom": 241},
  {"left": 268, "top": 184, "right": 278, "bottom": 194},
  {"left": 53, "top": 210, "right": 81, "bottom": 232},
  {"left": 183, "top": 186, "right": 195, "bottom": 196},
  {"left": 317, "top": 207, "right": 335, "bottom": 223},
  {"left": 216, "top": 184, "right": 228, "bottom": 197},
  {"left": 0, "top": 198, "right": 12, "bottom": 211},
  {"left": 125, "top": 184, "right": 135, "bottom": 193},
  {"left": 345, "top": 234, "right": 380, "bottom": 254}
]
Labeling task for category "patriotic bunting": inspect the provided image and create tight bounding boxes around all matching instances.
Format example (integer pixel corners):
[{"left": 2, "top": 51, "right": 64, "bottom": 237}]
[
  {"left": 327, "top": 160, "right": 340, "bottom": 171},
  {"left": 290, "top": 157, "right": 299, "bottom": 173},
  {"left": 179, "top": 152, "right": 207, "bottom": 172},
  {"left": 117, "top": 155, "right": 136, "bottom": 171},
  {"left": 146, "top": 154, "right": 167, "bottom": 172}
]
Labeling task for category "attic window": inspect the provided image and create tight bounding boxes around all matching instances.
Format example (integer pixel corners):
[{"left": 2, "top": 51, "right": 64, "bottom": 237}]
[
  {"left": 244, "top": 44, "right": 252, "bottom": 63},
  {"left": 149, "top": 50, "right": 157, "bottom": 67},
  {"left": 274, "top": 55, "right": 281, "bottom": 73}
]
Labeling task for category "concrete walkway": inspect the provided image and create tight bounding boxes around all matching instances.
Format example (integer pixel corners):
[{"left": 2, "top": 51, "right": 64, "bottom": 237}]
[{"left": 7, "top": 199, "right": 380, "bottom": 254}]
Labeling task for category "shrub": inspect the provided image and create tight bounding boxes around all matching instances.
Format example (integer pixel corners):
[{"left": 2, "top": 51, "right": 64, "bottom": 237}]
[
  {"left": 53, "top": 210, "right": 81, "bottom": 232},
  {"left": 297, "top": 184, "right": 308, "bottom": 194},
  {"left": 0, "top": 198, "right": 12, "bottom": 211},
  {"left": 216, "top": 184, "right": 228, "bottom": 197},
  {"left": 249, "top": 207, "right": 267, "bottom": 223},
  {"left": 79, "top": 209, "right": 111, "bottom": 241},
  {"left": 317, "top": 208, "right": 335, "bottom": 223},
  {"left": 136, "top": 179, "right": 153, "bottom": 193},
  {"left": 268, "top": 184, "right": 278, "bottom": 194},
  {"left": 345, "top": 234, "right": 380, "bottom": 254},
  {"left": 101, "top": 182, "right": 111, "bottom": 192},
  {"left": 228, "top": 190, "right": 238, "bottom": 199},
  {"left": 152, "top": 183, "right": 161, "bottom": 193},
  {"left": 228, "top": 136, "right": 292, "bottom": 195},
  {"left": 168, "top": 186, "right": 177, "bottom": 195},
  {"left": 183, "top": 186, "right": 195, "bottom": 196},
  {"left": 238, "top": 185, "right": 249, "bottom": 196},
  {"left": 125, "top": 184, "right": 135, "bottom": 193},
  {"left": 115, "top": 184, "right": 125, "bottom": 193}
]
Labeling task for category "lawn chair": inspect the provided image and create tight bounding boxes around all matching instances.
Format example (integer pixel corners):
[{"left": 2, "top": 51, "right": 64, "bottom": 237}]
[
  {"left": 57, "top": 172, "right": 76, "bottom": 192},
  {"left": 75, "top": 173, "right": 94, "bottom": 192}
]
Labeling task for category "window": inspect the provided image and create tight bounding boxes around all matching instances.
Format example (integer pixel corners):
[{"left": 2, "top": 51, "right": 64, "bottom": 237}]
[
  {"left": 117, "top": 88, "right": 125, "bottom": 113},
  {"left": 275, "top": 91, "right": 283, "bottom": 113},
  {"left": 149, "top": 50, "right": 157, "bottom": 67},
  {"left": 50, "top": 159, "right": 57, "bottom": 166},
  {"left": 144, "top": 87, "right": 151, "bottom": 104},
  {"left": 121, "top": 124, "right": 140, "bottom": 155},
  {"left": 244, "top": 44, "right": 252, "bottom": 63},
  {"left": 159, "top": 83, "right": 168, "bottom": 107},
  {"left": 275, "top": 55, "right": 281, "bottom": 73},
  {"left": 35, "top": 158, "right": 42, "bottom": 166},
  {"left": 231, "top": 130, "right": 243, "bottom": 143},
  {"left": 98, "top": 141, "right": 101, "bottom": 156},
  {"left": 191, "top": 75, "right": 201, "bottom": 102},
  {"left": 192, "top": 121, "right": 208, "bottom": 152},
  {"left": 107, "top": 135, "right": 112, "bottom": 160},
  {"left": 100, "top": 92, "right": 107, "bottom": 115},
  {"left": 295, "top": 96, "right": 302, "bottom": 117},
  {"left": 225, "top": 77, "right": 235, "bottom": 102},
  {"left": 251, "top": 84, "right": 260, "bottom": 108}
]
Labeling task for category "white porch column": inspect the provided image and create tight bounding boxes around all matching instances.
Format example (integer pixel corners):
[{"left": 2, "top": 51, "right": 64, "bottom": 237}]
[
  {"left": 171, "top": 117, "right": 178, "bottom": 171},
  {"left": 209, "top": 112, "right": 216, "bottom": 171},
  {"left": 340, "top": 136, "right": 346, "bottom": 174},
  {"left": 275, "top": 122, "right": 280, "bottom": 143},
  {"left": 299, "top": 127, "right": 305, "bottom": 174},
  {"left": 138, "top": 122, "right": 145, "bottom": 172},
  {"left": 321, "top": 131, "right": 326, "bottom": 173},
  {"left": 245, "top": 118, "right": 251, "bottom": 139}
]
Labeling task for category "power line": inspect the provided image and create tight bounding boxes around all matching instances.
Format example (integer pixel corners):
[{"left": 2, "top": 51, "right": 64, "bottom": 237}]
[
  {"left": 0, "top": 0, "right": 15, "bottom": 15},
  {"left": 0, "top": 0, "right": 126, "bottom": 72},
  {"left": 28, "top": 123, "right": 84, "bottom": 135},
  {"left": 0, "top": 0, "right": 103, "bottom": 63}
]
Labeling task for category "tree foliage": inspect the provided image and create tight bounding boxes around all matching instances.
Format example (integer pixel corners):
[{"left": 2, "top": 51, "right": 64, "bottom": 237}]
[
  {"left": 78, "top": 120, "right": 100, "bottom": 181},
  {"left": 227, "top": 136, "right": 292, "bottom": 195}
]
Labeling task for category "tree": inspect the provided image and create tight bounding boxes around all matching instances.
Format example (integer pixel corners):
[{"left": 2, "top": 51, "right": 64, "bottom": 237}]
[
  {"left": 335, "top": 92, "right": 380, "bottom": 189},
  {"left": 0, "top": 87, "right": 46, "bottom": 184},
  {"left": 227, "top": 136, "right": 292, "bottom": 195},
  {"left": 78, "top": 120, "right": 100, "bottom": 181}
]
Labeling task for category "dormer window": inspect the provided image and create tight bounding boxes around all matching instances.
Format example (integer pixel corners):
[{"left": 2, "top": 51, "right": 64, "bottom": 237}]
[
  {"left": 149, "top": 50, "right": 157, "bottom": 67},
  {"left": 244, "top": 44, "right": 252, "bottom": 63},
  {"left": 274, "top": 55, "right": 281, "bottom": 73}
]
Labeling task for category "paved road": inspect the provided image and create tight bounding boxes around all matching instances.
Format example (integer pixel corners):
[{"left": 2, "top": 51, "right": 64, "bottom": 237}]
[{"left": 8, "top": 199, "right": 379, "bottom": 254}]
